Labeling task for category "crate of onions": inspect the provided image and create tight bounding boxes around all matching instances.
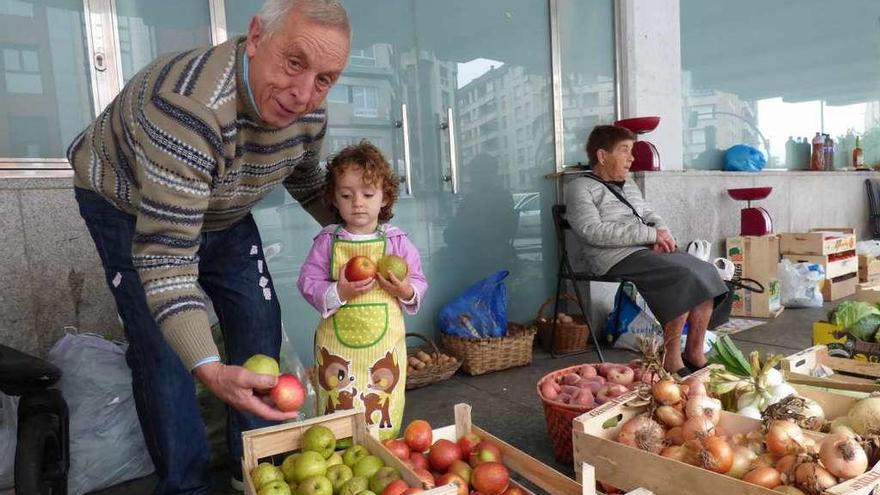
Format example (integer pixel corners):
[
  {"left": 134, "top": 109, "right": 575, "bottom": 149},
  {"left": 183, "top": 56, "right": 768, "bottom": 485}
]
[{"left": 571, "top": 368, "right": 880, "bottom": 495}]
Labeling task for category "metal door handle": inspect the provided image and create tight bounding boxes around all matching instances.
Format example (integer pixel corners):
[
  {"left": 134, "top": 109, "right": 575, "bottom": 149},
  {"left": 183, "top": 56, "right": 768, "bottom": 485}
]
[
  {"left": 440, "top": 107, "right": 459, "bottom": 194},
  {"left": 394, "top": 103, "right": 413, "bottom": 196}
]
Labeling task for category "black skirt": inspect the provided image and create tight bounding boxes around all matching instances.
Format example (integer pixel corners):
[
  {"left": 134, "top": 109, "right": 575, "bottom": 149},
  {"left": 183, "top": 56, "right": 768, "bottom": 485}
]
[{"left": 605, "top": 250, "right": 728, "bottom": 325}]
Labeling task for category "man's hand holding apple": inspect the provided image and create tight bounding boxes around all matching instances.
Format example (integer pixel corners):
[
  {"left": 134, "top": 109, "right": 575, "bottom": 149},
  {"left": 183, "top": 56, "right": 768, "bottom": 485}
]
[
  {"left": 337, "top": 265, "right": 375, "bottom": 302},
  {"left": 376, "top": 271, "right": 415, "bottom": 301},
  {"left": 192, "top": 361, "right": 299, "bottom": 421}
]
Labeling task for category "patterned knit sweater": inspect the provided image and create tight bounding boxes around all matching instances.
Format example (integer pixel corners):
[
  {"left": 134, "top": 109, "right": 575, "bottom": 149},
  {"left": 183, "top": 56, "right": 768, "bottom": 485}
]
[{"left": 68, "top": 37, "right": 330, "bottom": 369}]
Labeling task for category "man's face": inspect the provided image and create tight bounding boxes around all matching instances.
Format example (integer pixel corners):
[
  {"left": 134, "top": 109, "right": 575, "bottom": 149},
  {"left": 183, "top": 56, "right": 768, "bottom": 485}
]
[{"left": 246, "top": 10, "right": 349, "bottom": 128}]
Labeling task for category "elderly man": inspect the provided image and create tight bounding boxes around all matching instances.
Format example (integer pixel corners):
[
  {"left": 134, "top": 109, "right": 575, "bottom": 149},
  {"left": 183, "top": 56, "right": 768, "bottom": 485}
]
[{"left": 67, "top": 0, "right": 350, "bottom": 491}]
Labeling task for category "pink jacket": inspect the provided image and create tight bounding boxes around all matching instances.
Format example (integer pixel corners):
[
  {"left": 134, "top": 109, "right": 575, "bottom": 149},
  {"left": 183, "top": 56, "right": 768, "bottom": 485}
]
[{"left": 297, "top": 224, "right": 428, "bottom": 317}]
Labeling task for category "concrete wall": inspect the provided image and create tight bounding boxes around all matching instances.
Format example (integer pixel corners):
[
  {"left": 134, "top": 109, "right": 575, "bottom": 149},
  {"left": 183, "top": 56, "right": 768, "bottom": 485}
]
[{"left": 0, "top": 178, "right": 122, "bottom": 357}]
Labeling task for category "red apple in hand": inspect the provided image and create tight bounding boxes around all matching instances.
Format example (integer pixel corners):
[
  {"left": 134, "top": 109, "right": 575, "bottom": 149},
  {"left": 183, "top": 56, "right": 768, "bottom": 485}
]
[
  {"left": 428, "top": 439, "right": 462, "bottom": 473},
  {"left": 457, "top": 433, "right": 482, "bottom": 456},
  {"left": 383, "top": 439, "right": 411, "bottom": 460},
  {"left": 270, "top": 373, "right": 305, "bottom": 412},
  {"left": 345, "top": 255, "right": 377, "bottom": 282}
]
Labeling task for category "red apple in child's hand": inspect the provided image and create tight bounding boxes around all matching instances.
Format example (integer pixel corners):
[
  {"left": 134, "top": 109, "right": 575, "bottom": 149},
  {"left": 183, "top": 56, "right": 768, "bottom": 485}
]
[
  {"left": 270, "top": 374, "right": 305, "bottom": 412},
  {"left": 345, "top": 255, "right": 377, "bottom": 282}
]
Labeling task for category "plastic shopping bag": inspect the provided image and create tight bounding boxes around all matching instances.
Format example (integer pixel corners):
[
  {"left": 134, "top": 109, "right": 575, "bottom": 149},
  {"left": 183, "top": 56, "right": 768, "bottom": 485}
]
[
  {"left": 48, "top": 332, "right": 154, "bottom": 495},
  {"left": 0, "top": 392, "right": 16, "bottom": 490},
  {"left": 438, "top": 270, "right": 509, "bottom": 339},
  {"left": 778, "top": 259, "right": 825, "bottom": 308},
  {"left": 279, "top": 324, "right": 317, "bottom": 420},
  {"left": 724, "top": 144, "right": 766, "bottom": 172}
]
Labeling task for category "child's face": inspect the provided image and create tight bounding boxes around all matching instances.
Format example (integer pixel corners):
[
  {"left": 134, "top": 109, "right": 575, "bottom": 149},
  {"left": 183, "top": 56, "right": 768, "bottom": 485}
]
[{"left": 332, "top": 164, "right": 387, "bottom": 234}]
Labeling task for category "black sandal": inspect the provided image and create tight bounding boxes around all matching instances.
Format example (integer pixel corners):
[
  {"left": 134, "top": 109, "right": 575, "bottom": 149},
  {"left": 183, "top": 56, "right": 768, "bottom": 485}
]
[{"left": 682, "top": 354, "right": 708, "bottom": 372}]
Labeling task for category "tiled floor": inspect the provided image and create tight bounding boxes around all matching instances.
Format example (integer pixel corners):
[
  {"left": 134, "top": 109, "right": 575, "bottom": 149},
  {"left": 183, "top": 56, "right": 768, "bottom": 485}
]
[{"left": 90, "top": 301, "right": 829, "bottom": 494}]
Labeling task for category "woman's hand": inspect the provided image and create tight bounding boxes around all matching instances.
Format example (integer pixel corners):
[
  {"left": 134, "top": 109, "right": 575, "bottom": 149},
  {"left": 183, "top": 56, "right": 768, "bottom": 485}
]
[
  {"left": 654, "top": 229, "right": 677, "bottom": 253},
  {"left": 376, "top": 272, "right": 415, "bottom": 301},
  {"left": 193, "top": 362, "right": 299, "bottom": 421},
  {"left": 337, "top": 265, "right": 376, "bottom": 302}
]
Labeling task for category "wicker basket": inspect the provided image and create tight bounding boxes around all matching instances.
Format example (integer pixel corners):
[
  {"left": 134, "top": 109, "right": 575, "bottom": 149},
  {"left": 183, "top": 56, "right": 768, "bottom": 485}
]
[
  {"left": 440, "top": 322, "right": 536, "bottom": 376},
  {"left": 537, "top": 364, "right": 600, "bottom": 464},
  {"left": 535, "top": 294, "right": 590, "bottom": 354},
  {"left": 405, "top": 333, "right": 461, "bottom": 390}
]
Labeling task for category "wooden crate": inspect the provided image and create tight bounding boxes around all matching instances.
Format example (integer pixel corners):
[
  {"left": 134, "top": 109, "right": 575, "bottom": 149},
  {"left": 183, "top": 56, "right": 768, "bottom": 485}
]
[
  {"left": 856, "top": 284, "right": 880, "bottom": 303},
  {"left": 782, "top": 251, "right": 857, "bottom": 280},
  {"left": 571, "top": 391, "right": 880, "bottom": 495},
  {"left": 780, "top": 228, "right": 856, "bottom": 256},
  {"left": 859, "top": 254, "right": 880, "bottom": 283},
  {"left": 241, "top": 409, "right": 456, "bottom": 495},
  {"left": 823, "top": 273, "right": 859, "bottom": 301},
  {"left": 782, "top": 345, "right": 880, "bottom": 393}
]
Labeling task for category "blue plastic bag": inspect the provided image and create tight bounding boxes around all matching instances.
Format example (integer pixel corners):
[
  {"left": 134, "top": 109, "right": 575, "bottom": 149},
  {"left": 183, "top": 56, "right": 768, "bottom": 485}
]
[
  {"left": 438, "top": 270, "right": 509, "bottom": 339},
  {"left": 723, "top": 144, "right": 766, "bottom": 172}
]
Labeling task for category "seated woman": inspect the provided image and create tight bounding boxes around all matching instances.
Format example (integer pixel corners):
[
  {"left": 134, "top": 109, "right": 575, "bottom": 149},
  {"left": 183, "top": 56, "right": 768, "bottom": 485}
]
[{"left": 564, "top": 125, "right": 727, "bottom": 376}]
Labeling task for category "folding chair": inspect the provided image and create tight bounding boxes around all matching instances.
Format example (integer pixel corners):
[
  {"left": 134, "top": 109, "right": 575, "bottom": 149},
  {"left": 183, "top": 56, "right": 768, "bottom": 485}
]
[{"left": 548, "top": 204, "right": 617, "bottom": 361}]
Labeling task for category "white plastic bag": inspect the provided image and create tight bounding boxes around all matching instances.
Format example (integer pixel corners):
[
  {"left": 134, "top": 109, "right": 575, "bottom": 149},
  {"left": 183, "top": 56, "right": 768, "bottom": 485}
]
[
  {"left": 0, "top": 391, "right": 17, "bottom": 490},
  {"left": 48, "top": 332, "right": 154, "bottom": 495},
  {"left": 778, "top": 259, "right": 825, "bottom": 308},
  {"left": 279, "top": 324, "right": 317, "bottom": 420}
]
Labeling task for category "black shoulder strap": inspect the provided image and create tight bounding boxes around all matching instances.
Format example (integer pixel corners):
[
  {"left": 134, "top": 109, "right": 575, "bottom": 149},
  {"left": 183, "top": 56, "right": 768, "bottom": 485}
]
[{"left": 583, "top": 173, "right": 654, "bottom": 227}]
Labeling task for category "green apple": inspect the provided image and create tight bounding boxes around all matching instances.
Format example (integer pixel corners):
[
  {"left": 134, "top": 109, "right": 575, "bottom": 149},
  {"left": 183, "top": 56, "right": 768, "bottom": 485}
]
[
  {"left": 360, "top": 491, "right": 377, "bottom": 495},
  {"left": 281, "top": 453, "right": 302, "bottom": 482},
  {"left": 292, "top": 451, "right": 328, "bottom": 482},
  {"left": 325, "top": 464, "right": 354, "bottom": 493},
  {"left": 352, "top": 455, "right": 384, "bottom": 480},
  {"left": 259, "top": 479, "right": 292, "bottom": 495},
  {"left": 338, "top": 476, "right": 369, "bottom": 495},
  {"left": 243, "top": 354, "right": 281, "bottom": 376},
  {"left": 252, "top": 462, "right": 285, "bottom": 491},
  {"left": 326, "top": 452, "right": 343, "bottom": 467},
  {"left": 368, "top": 466, "right": 401, "bottom": 494},
  {"left": 295, "top": 475, "right": 333, "bottom": 495},
  {"left": 377, "top": 255, "right": 409, "bottom": 280},
  {"left": 302, "top": 425, "right": 337, "bottom": 459},
  {"left": 342, "top": 445, "right": 370, "bottom": 467},
  {"left": 288, "top": 480, "right": 298, "bottom": 494}
]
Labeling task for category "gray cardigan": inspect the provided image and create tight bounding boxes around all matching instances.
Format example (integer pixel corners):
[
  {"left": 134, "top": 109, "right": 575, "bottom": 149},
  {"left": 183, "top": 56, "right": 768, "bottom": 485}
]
[{"left": 563, "top": 176, "right": 668, "bottom": 275}]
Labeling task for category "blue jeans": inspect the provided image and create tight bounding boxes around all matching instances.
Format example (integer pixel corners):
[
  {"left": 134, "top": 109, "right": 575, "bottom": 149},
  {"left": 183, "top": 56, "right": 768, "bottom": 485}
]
[{"left": 75, "top": 187, "right": 281, "bottom": 494}]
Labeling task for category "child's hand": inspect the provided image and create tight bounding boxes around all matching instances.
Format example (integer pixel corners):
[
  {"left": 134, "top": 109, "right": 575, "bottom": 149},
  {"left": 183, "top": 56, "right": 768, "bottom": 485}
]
[
  {"left": 337, "top": 265, "right": 375, "bottom": 302},
  {"left": 376, "top": 272, "right": 415, "bottom": 301}
]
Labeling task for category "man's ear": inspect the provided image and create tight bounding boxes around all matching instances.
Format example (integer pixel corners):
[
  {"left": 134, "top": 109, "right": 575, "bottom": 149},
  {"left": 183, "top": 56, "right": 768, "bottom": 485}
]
[
  {"left": 246, "top": 16, "right": 262, "bottom": 58},
  {"left": 596, "top": 148, "right": 607, "bottom": 166}
]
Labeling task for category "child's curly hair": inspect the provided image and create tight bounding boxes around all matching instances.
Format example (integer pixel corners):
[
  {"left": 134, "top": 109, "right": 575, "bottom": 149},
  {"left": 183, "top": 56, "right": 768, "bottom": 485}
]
[{"left": 324, "top": 140, "right": 400, "bottom": 222}]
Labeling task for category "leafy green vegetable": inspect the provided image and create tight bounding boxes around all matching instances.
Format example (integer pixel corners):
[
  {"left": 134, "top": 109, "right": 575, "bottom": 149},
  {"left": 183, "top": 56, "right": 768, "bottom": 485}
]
[
  {"left": 708, "top": 336, "right": 752, "bottom": 377},
  {"left": 829, "top": 301, "right": 880, "bottom": 330}
]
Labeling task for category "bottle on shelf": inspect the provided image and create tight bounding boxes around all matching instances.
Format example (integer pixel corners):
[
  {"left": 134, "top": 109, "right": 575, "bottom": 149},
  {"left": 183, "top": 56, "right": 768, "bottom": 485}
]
[
  {"left": 853, "top": 135, "right": 865, "bottom": 169},
  {"left": 810, "top": 132, "right": 824, "bottom": 171},
  {"left": 823, "top": 134, "right": 834, "bottom": 170}
]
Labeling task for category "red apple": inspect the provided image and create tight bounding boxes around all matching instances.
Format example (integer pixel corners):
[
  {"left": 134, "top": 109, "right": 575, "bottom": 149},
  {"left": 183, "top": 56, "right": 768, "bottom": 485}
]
[
  {"left": 409, "top": 451, "right": 429, "bottom": 471},
  {"left": 436, "top": 473, "right": 468, "bottom": 495},
  {"left": 413, "top": 468, "right": 435, "bottom": 488},
  {"left": 345, "top": 255, "right": 377, "bottom": 282},
  {"left": 457, "top": 433, "right": 482, "bottom": 456},
  {"left": 404, "top": 420, "right": 433, "bottom": 452},
  {"left": 270, "top": 373, "right": 305, "bottom": 412},
  {"left": 471, "top": 462, "right": 509, "bottom": 495},
  {"left": 383, "top": 439, "right": 411, "bottom": 460},
  {"left": 382, "top": 479, "right": 410, "bottom": 495},
  {"left": 469, "top": 441, "right": 502, "bottom": 467},
  {"left": 448, "top": 459, "right": 471, "bottom": 484},
  {"left": 428, "top": 439, "right": 462, "bottom": 472},
  {"left": 501, "top": 486, "right": 526, "bottom": 495}
]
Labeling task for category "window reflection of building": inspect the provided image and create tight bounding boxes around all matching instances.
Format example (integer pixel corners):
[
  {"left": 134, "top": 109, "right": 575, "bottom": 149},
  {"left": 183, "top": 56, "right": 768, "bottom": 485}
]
[{"left": 3, "top": 45, "right": 42, "bottom": 94}]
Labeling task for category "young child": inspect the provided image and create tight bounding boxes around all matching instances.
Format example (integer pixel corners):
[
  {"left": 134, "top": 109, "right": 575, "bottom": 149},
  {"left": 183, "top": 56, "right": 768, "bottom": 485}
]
[{"left": 297, "top": 141, "right": 427, "bottom": 439}]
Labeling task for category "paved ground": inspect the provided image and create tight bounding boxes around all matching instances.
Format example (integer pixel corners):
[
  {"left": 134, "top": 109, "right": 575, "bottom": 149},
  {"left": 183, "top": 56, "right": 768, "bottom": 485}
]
[{"left": 90, "top": 300, "right": 828, "bottom": 494}]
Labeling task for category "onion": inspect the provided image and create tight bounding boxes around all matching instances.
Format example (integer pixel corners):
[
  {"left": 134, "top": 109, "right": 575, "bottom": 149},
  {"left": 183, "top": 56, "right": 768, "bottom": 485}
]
[
  {"left": 617, "top": 414, "right": 665, "bottom": 454},
  {"left": 682, "top": 376, "right": 707, "bottom": 398},
  {"left": 754, "top": 452, "right": 780, "bottom": 468},
  {"left": 766, "top": 420, "right": 805, "bottom": 456},
  {"left": 696, "top": 436, "right": 733, "bottom": 473},
  {"left": 794, "top": 462, "right": 836, "bottom": 495},
  {"left": 737, "top": 390, "right": 766, "bottom": 412},
  {"left": 829, "top": 417, "right": 856, "bottom": 438},
  {"left": 652, "top": 379, "right": 682, "bottom": 405},
  {"left": 726, "top": 445, "right": 757, "bottom": 479},
  {"left": 661, "top": 445, "right": 695, "bottom": 464},
  {"left": 665, "top": 426, "right": 684, "bottom": 446},
  {"left": 848, "top": 395, "right": 880, "bottom": 436},
  {"left": 768, "top": 383, "right": 798, "bottom": 405},
  {"left": 682, "top": 416, "right": 716, "bottom": 442},
  {"left": 802, "top": 399, "right": 825, "bottom": 421},
  {"left": 656, "top": 405, "right": 686, "bottom": 427},
  {"left": 819, "top": 433, "right": 868, "bottom": 479},
  {"left": 742, "top": 466, "right": 782, "bottom": 488},
  {"left": 775, "top": 454, "right": 798, "bottom": 477},
  {"left": 765, "top": 368, "right": 784, "bottom": 388},
  {"left": 685, "top": 396, "right": 722, "bottom": 425},
  {"left": 738, "top": 406, "right": 762, "bottom": 420}
]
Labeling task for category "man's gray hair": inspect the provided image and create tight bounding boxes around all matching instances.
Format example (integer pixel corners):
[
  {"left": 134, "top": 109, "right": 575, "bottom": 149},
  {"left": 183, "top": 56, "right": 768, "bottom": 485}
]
[{"left": 257, "top": 0, "right": 350, "bottom": 38}]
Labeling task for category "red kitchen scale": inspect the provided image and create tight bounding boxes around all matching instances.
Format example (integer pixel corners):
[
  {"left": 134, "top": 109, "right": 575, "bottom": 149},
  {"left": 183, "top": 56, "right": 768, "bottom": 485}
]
[
  {"left": 728, "top": 187, "right": 773, "bottom": 235},
  {"left": 614, "top": 116, "right": 661, "bottom": 171}
]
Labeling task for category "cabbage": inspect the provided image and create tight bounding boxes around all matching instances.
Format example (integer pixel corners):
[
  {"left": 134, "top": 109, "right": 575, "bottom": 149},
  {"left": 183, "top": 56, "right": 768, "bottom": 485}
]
[{"left": 829, "top": 301, "right": 880, "bottom": 341}]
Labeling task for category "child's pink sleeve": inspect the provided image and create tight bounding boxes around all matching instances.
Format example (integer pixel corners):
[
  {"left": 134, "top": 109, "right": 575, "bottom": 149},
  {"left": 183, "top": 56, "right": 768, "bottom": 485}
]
[
  {"left": 297, "top": 233, "right": 334, "bottom": 314},
  {"left": 392, "top": 234, "right": 428, "bottom": 314}
]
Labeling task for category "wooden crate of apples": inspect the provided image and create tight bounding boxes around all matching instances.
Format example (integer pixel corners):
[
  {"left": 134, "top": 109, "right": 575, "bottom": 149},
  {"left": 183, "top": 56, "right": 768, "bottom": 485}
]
[{"left": 242, "top": 408, "right": 455, "bottom": 495}]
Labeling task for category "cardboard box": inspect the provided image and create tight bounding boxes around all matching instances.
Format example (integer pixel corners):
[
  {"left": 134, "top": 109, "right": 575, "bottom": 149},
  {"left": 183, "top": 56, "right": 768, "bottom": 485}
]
[
  {"left": 860, "top": 254, "right": 880, "bottom": 283},
  {"left": 779, "top": 228, "right": 856, "bottom": 256},
  {"left": 823, "top": 273, "right": 858, "bottom": 301},
  {"left": 726, "top": 235, "right": 779, "bottom": 282},
  {"left": 857, "top": 283, "right": 880, "bottom": 303},
  {"left": 783, "top": 344, "right": 880, "bottom": 393},
  {"left": 782, "top": 251, "right": 858, "bottom": 279},
  {"left": 730, "top": 278, "right": 783, "bottom": 318}
]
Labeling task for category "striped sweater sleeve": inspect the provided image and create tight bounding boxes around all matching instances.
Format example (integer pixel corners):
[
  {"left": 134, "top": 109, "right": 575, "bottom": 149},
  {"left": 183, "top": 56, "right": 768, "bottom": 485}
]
[
  {"left": 132, "top": 90, "right": 221, "bottom": 369},
  {"left": 283, "top": 124, "right": 335, "bottom": 226}
]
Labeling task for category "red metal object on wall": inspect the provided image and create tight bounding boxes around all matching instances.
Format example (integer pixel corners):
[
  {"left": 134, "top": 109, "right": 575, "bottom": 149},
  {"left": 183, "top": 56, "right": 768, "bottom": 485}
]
[
  {"left": 614, "top": 116, "right": 661, "bottom": 171},
  {"left": 728, "top": 187, "right": 773, "bottom": 236}
]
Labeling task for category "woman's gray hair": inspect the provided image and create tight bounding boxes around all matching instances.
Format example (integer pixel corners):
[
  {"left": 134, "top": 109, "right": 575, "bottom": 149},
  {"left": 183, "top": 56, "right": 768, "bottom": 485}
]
[{"left": 256, "top": 0, "right": 350, "bottom": 38}]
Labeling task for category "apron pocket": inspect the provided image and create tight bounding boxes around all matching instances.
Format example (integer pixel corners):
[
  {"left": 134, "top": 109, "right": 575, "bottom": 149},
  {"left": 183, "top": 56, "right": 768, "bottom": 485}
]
[{"left": 332, "top": 303, "right": 389, "bottom": 348}]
